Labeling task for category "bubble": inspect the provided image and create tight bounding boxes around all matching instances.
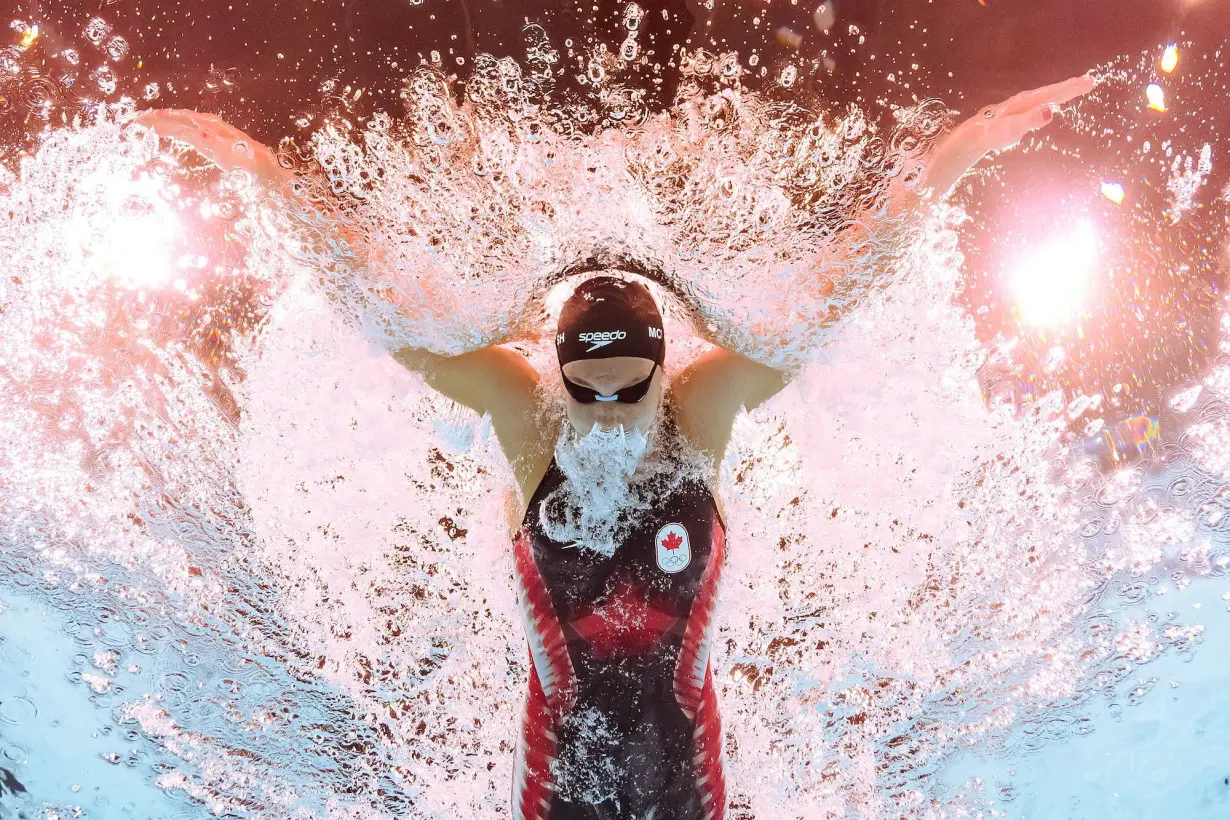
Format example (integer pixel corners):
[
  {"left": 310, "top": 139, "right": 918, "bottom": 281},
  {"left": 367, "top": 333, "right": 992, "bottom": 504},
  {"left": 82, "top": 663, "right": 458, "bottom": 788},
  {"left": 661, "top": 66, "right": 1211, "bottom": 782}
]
[
  {"left": 1096, "top": 469, "right": 1144, "bottom": 506},
  {"left": 90, "top": 64, "right": 117, "bottom": 95},
  {"left": 1169, "top": 476, "right": 1194, "bottom": 497},
  {"left": 587, "top": 59, "right": 605, "bottom": 85},
  {"left": 0, "top": 696, "right": 37, "bottom": 725},
  {"left": 1079, "top": 517, "right": 1105, "bottom": 537},
  {"left": 204, "top": 65, "right": 237, "bottom": 93},
  {"left": 623, "top": 2, "right": 644, "bottom": 30},
  {"left": 0, "top": 46, "right": 20, "bottom": 77},
  {"left": 105, "top": 36, "right": 129, "bottom": 62},
  {"left": 717, "top": 52, "right": 741, "bottom": 79},
  {"left": 1118, "top": 582, "right": 1150, "bottom": 604},
  {"left": 778, "top": 64, "right": 798, "bottom": 88},
  {"left": 84, "top": 17, "right": 111, "bottom": 45},
  {"left": 21, "top": 74, "right": 58, "bottom": 109},
  {"left": 157, "top": 672, "right": 191, "bottom": 694}
]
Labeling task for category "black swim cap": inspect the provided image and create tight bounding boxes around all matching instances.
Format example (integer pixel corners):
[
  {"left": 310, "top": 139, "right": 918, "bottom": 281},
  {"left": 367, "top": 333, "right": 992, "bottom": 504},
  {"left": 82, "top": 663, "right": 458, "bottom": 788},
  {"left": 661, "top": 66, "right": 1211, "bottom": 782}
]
[{"left": 556, "top": 276, "right": 665, "bottom": 365}]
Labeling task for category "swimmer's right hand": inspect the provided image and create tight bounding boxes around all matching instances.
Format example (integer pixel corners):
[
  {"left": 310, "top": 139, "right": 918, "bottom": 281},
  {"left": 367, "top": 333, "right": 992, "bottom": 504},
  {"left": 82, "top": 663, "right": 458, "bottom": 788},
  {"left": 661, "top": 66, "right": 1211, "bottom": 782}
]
[{"left": 134, "top": 109, "right": 293, "bottom": 191}]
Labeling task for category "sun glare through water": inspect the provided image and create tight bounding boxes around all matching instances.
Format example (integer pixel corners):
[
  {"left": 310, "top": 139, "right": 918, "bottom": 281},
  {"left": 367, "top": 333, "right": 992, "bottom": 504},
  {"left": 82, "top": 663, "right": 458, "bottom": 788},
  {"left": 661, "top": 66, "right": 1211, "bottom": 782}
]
[{"left": 1010, "top": 222, "right": 1099, "bottom": 327}]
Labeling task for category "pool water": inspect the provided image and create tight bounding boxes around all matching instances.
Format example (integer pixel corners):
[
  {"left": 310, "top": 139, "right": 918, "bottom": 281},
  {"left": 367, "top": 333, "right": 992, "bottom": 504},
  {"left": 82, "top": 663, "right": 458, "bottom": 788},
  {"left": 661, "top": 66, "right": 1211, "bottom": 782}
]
[
  {"left": 2, "top": 3, "right": 1229, "bottom": 818},
  {"left": 5, "top": 516, "right": 1229, "bottom": 818},
  {"left": 942, "top": 568, "right": 1230, "bottom": 819}
]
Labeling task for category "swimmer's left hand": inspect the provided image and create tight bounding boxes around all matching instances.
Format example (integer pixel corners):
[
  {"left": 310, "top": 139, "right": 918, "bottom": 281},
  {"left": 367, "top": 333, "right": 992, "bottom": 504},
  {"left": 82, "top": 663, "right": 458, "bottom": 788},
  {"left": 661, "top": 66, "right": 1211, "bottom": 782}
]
[
  {"left": 134, "top": 109, "right": 294, "bottom": 192},
  {"left": 920, "top": 72, "right": 1097, "bottom": 200}
]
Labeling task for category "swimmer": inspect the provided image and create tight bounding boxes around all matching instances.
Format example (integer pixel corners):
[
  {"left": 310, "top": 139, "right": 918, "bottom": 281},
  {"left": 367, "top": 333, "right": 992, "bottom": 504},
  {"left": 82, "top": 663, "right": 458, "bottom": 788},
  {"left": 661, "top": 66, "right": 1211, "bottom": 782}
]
[{"left": 136, "top": 70, "right": 1094, "bottom": 819}]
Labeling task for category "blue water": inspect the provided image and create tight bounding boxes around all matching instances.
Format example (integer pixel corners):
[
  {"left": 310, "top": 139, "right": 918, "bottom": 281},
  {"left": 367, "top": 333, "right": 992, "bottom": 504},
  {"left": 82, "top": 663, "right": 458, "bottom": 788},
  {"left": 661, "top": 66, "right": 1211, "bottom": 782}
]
[
  {"left": 0, "top": 590, "right": 187, "bottom": 818},
  {"left": 942, "top": 568, "right": 1230, "bottom": 819},
  {"left": 4, "top": 521, "right": 1229, "bottom": 817}
]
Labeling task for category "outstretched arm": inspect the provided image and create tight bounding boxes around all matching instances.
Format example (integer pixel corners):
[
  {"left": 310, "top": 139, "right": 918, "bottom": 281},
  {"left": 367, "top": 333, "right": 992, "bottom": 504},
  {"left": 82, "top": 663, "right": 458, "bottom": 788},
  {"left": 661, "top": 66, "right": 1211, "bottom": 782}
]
[
  {"left": 134, "top": 109, "right": 296, "bottom": 190},
  {"left": 916, "top": 73, "right": 1096, "bottom": 201},
  {"left": 672, "top": 73, "right": 1097, "bottom": 459},
  {"left": 134, "top": 109, "right": 549, "bottom": 479}
]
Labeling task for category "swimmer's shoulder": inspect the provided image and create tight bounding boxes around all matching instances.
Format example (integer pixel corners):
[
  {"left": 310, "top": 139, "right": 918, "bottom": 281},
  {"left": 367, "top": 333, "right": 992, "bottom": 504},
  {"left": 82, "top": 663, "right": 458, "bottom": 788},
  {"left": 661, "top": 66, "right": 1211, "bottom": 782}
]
[{"left": 670, "top": 349, "right": 786, "bottom": 480}]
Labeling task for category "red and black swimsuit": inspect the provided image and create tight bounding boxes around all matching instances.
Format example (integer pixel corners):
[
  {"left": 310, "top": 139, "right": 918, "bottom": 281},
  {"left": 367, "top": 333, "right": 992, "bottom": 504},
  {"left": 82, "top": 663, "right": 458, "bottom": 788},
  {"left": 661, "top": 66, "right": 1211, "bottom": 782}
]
[{"left": 512, "top": 456, "right": 727, "bottom": 820}]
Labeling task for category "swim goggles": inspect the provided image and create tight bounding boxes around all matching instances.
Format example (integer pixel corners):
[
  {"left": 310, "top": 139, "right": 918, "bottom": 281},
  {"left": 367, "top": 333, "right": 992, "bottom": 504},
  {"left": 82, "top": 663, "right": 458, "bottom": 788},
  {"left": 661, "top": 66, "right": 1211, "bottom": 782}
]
[
  {"left": 561, "top": 358, "right": 660, "bottom": 404},
  {"left": 560, "top": 336, "right": 664, "bottom": 404}
]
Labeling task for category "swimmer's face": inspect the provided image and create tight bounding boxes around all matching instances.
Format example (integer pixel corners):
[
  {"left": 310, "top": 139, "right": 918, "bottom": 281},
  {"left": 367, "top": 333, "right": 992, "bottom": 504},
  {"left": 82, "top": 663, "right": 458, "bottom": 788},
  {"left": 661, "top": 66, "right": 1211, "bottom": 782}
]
[{"left": 560, "top": 356, "right": 664, "bottom": 437}]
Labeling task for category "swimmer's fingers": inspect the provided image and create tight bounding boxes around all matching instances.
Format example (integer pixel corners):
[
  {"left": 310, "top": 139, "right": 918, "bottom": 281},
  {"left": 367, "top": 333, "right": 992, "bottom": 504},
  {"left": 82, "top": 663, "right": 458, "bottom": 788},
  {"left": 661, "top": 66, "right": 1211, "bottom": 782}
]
[
  {"left": 919, "top": 73, "right": 1095, "bottom": 199},
  {"left": 134, "top": 109, "right": 240, "bottom": 147},
  {"left": 134, "top": 108, "right": 291, "bottom": 188},
  {"left": 996, "top": 72, "right": 1097, "bottom": 117},
  {"left": 976, "top": 74, "right": 1095, "bottom": 152},
  {"left": 132, "top": 107, "right": 194, "bottom": 128},
  {"left": 133, "top": 109, "right": 209, "bottom": 147},
  {"left": 980, "top": 104, "right": 1055, "bottom": 152},
  {"left": 135, "top": 109, "right": 245, "bottom": 165}
]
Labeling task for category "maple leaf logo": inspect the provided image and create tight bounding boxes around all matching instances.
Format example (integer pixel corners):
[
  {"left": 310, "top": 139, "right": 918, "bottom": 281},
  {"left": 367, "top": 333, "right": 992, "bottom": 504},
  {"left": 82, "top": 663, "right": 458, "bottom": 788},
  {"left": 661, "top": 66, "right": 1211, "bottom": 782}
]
[{"left": 661, "top": 531, "right": 684, "bottom": 551}]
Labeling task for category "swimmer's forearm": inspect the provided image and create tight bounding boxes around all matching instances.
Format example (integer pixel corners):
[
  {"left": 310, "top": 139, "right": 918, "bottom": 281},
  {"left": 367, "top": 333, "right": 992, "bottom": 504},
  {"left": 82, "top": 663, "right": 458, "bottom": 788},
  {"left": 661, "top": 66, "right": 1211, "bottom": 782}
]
[
  {"left": 390, "top": 343, "right": 539, "bottom": 422},
  {"left": 915, "top": 72, "right": 1097, "bottom": 200},
  {"left": 135, "top": 109, "right": 295, "bottom": 192},
  {"left": 808, "top": 75, "right": 1085, "bottom": 303}
]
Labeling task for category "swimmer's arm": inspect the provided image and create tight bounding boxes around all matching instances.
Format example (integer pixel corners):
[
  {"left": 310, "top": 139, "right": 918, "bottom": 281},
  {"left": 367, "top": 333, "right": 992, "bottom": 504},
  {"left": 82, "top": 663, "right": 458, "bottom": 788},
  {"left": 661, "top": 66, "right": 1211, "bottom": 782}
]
[
  {"left": 391, "top": 345, "right": 538, "bottom": 417},
  {"left": 391, "top": 294, "right": 553, "bottom": 473},
  {"left": 673, "top": 74, "right": 1100, "bottom": 457},
  {"left": 391, "top": 344, "right": 545, "bottom": 467},
  {"left": 916, "top": 72, "right": 1097, "bottom": 201},
  {"left": 800, "top": 73, "right": 1101, "bottom": 311},
  {"left": 674, "top": 346, "right": 787, "bottom": 462},
  {"left": 810, "top": 73, "right": 1100, "bottom": 264},
  {"left": 133, "top": 109, "right": 295, "bottom": 193},
  {"left": 134, "top": 108, "right": 550, "bottom": 456},
  {"left": 134, "top": 110, "right": 391, "bottom": 262},
  {"left": 134, "top": 110, "right": 542, "bottom": 402}
]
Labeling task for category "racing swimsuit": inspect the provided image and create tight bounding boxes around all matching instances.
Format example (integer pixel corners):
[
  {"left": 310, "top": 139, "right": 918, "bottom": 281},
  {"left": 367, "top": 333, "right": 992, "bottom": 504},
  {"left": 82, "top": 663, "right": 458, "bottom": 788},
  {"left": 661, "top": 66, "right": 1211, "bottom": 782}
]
[{"left": 512, "top": 457, "right": 727, "bottom": 820}]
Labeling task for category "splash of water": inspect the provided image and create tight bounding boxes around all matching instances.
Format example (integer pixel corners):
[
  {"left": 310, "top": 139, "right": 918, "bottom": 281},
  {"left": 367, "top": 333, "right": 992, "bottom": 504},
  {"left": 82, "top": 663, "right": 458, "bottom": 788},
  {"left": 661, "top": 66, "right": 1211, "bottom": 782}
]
[
  {"left": 545, "top": 423, "right": 652, "bottom": 556},
  {"left": 542, "top": 415, "right": 714, "bottom": 556},
  {"left": 0, "top": 24, "right": 1228, "bottom": 820}
]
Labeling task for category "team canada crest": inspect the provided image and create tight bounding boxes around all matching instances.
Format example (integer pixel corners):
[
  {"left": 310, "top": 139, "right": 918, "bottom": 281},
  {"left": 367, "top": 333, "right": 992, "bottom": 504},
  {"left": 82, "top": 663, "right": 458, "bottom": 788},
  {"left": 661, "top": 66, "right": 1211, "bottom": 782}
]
[{"left": 655, "top": 523, "right": 691, "bottom": 574}]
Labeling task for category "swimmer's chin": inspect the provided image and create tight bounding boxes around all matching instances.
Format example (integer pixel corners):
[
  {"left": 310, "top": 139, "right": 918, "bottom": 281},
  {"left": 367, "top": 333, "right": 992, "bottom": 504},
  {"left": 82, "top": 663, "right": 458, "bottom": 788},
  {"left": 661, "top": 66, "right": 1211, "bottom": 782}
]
[
  {"left": 587, "top": 422, "right": 631, "bottom": 436},
  {"left": 568, "top": 419, "right": 647, "bottom": 439},
  {"left": 579, "top": 422, "right": 655, "bottom": 450}
]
